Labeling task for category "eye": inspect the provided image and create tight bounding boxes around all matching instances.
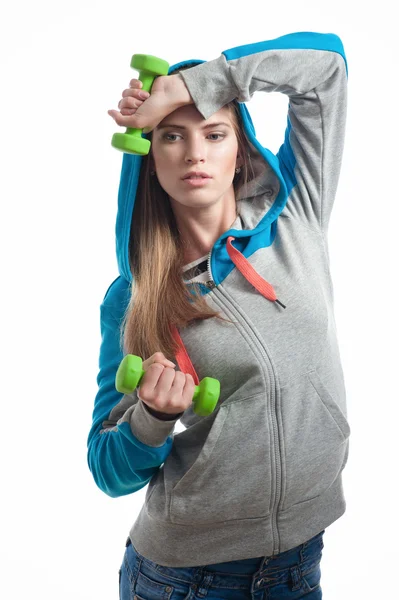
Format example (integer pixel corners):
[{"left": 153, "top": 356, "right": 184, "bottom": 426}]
[
  {"left": 163, "top": 133, "right": 182, "bottom": 142},
  {"left": 207, "top": 133, "right": 225, "bottom": 141}
]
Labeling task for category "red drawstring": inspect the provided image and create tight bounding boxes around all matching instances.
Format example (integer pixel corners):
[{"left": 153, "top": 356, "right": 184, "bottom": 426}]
[
  {"left": 226, "top": 236, "right": 286, "bottom": 309},
  {"left": 171, "top": 325, "right": 200, "bottom": 385},
  {"left": 172, "top": 236, "right": 286, "bottom": 379}
]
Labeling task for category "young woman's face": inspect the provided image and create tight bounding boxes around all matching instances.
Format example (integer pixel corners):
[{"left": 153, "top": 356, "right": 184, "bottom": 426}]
[{"left": 151, "top": 104, "right": 240, "bottom": 210}]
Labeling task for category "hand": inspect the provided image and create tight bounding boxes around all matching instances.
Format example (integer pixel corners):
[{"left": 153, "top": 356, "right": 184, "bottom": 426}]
[
  {"left": 108, "top": 74, "right": 193, "bottom": 134},
  {"left": 138, "top": 352, "right": 195, "bottom": 418}
]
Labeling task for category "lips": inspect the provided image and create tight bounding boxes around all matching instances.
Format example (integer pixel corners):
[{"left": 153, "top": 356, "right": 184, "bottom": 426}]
[
  {"left": 182, "top": 177, "right": 211, "bottom": 187},
  {"left": 182, "top": 171, "right": 211, "bottom": 180}
]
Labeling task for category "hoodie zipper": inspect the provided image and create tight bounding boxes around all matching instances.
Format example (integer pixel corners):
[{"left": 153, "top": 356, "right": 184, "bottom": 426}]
[
  {"left": 203, "top": 254, "right": 282, "bottom": 554},
  {"left": 206, "top": 248, "right": 216, "bottom": 290}
]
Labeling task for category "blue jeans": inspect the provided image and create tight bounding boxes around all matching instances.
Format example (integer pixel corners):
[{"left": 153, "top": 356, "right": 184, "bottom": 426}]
[{"left": 119, "top": 530, "right": 324, "bottom": 599}]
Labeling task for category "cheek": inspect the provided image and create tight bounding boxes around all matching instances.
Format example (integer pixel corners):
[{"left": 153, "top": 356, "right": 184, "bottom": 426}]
[
  {"left": 152, "top": 147, "right": 178, "bottom": 174},
  {"left": 214, "top": 141, "right": 238, "bottom": 166}
]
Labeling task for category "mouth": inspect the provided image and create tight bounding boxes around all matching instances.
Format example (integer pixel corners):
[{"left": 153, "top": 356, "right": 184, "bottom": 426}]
[
  {"left": 181, "top": 172, "right": 212, "bottom": 188},
  {"left": 182, "top": 177, "right": 212, "bottom": 187},
  {"left": 182, "top": 171, "right": 211, "bottom": 180}
]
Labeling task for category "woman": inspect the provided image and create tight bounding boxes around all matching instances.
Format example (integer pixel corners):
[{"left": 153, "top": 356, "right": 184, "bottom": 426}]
[{"left": 88, "top": 31, "right": 350, "bottom": 599}]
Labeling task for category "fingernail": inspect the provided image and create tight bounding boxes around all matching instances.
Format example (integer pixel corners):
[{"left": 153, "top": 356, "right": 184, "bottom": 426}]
[{"left": 139, "top": 91, "right": 149, "bottom": 99}]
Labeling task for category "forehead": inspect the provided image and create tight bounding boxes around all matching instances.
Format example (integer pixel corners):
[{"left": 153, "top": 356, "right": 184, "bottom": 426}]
[{"left": 156, "top": 104, "right": 233, "bottom": 129}]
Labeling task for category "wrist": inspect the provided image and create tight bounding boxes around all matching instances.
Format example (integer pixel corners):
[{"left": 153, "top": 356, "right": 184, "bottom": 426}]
[
  {"left": 167, "top": 73, "right": 194, "bottom": 107},
  {"left": 144, "top": 404, "right": 183, "bottom": 421}
]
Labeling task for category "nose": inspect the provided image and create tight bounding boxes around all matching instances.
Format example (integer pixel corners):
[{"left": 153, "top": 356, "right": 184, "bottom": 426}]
[{"left": 184, "top": 135, "right": 206, "bottom": 164}]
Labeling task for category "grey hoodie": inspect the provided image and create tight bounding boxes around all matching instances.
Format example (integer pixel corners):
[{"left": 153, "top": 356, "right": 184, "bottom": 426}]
[{"left": 87, "top": 31, "right": 350, "bottom": 567}]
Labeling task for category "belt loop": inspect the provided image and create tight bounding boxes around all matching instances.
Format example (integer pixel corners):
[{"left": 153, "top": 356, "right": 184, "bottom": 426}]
[
  {"left": 196, "top": 572, "right": 214, "bottom": 598},
  {"left": 290, "top": 565, "right": 302, "bottom": 591},
  {"left": 257, "top": 554, "right": 271, "bottom": 575}
]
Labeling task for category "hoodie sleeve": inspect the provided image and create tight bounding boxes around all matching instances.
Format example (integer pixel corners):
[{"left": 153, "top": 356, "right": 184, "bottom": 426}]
[
  {"left": 87, "top": 277, "right": 182, "bottom": 498},
  {"left": 178, "top": 32, "right": 348, "bottom": 235}
]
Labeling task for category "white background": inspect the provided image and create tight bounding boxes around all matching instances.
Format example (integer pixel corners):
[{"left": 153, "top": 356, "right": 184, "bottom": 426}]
[{"left": 1, "top": 1, "right": 397, "bottom": 598}]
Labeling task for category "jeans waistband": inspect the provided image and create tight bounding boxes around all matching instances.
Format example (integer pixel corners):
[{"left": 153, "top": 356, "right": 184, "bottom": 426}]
[{"left": 125, "top": 530, "right": 324, "bottom": 576}]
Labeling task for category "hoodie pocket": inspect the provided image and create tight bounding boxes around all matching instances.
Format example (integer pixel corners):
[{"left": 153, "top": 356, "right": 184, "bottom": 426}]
[
  {"left": 170, "top": 394, "right": 273, "bottom": 524},
  {"left": 280, "top": 369, "right": 351, "bottom": 511}
]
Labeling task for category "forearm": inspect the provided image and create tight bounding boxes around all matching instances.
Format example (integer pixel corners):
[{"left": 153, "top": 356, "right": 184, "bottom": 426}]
[
  {"left": 178, "top": 32, "right": 347, "bottom": 120},
  {"left": 178, "top": 32, "right": 347, "bottom": 234},
  {"left": 88, "top": 400, "right": 182, "bottom": 497}
]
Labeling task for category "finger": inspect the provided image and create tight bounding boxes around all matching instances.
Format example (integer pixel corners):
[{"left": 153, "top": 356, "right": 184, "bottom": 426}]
[
  {"left": 149, "top": 352, "right": 175, "bottom": 368},
  {"left": 142, "top": 353, "right": 175, "bottom": 371},
  {"left": 118, "top": 96, "right": 144, "bottom": 110},
  {"left": 120, "top": 108, "right": 137, "bottom": 116},
  {"left": 183, "top": 373, "right": 195, "bottom": 401},
  {"left": 108, "top": 109, "right": 153, "bottom": 132},
  {"left": 129, "top": 78, "right": 143, "bottom": 88},
  {"left": 122, "top": 88, "right": 150, "bottom": 100},
  {"left": 156, "top": 366, "right": 177, "bottom": 392},
  {"left": 168, "top": 371, "right": 187, "bottom": 409},
  {"left": 108, "top": 110, "right": 141, "bottom": 126},
  {"left": 138, "top": 363, "right": 164, "bottom": 396},
  {"left": 170, "top": 370, "right": 186, "bottom": 389}
]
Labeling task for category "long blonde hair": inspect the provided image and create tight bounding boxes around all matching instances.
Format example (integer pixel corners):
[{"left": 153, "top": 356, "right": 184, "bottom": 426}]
[{"left": 121, "top": 67, "right": 254, "bottom": 361}]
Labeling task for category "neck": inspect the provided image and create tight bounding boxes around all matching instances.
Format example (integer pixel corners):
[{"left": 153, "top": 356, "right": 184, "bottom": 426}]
[{"left": 171, "top": 189, "right": 238, "bottom": 264}]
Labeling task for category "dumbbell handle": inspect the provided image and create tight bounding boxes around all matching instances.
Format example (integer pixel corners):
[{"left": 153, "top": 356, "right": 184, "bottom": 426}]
[{"left": 124, "top": 71, "right": 156, "bottom": 138}]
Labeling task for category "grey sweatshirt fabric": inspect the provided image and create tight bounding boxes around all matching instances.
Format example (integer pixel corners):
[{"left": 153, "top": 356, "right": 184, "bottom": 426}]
[{"left": 89, "top": 32, "right": 350, "bottom": 568}]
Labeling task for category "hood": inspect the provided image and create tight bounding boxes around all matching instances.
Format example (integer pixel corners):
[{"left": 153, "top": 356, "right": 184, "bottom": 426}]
[{"left": 114, "top": 58, "right": 289, "bottom": 285}]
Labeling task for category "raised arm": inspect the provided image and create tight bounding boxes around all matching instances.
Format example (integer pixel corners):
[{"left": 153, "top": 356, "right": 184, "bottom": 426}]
[
  {"left": 178, "top": 32, "right": 348, "bottom": 235},
  {"left": 87, "top": 277, "right": 181, "bottom": 498}
]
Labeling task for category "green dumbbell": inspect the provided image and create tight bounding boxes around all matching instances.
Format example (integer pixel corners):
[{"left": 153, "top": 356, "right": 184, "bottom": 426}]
[
  {"left": 115, "top": 354, "right": 220, "bottom": 417},
  {"left": 111, "top": 54, "right": 170, "bottom": 155}
]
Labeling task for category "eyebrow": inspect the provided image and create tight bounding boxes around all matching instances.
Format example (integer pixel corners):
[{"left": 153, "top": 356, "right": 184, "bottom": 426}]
[{"left": 156, "top": 121, "right": 232, "bottom": 131}]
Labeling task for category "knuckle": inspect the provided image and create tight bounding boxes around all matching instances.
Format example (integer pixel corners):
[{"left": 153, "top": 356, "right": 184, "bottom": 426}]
[
  {"left": 150, "top": 362, "right": 163, "bottom": 371},
  {"left": 137, "top": 386, "right": 148, "bottom": 400},
  {"left": 153, "top": 395, "right": 164, "bottom": 406},
  {"left": 169, "top": 400, "right": 181, "bottom": 411}
]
